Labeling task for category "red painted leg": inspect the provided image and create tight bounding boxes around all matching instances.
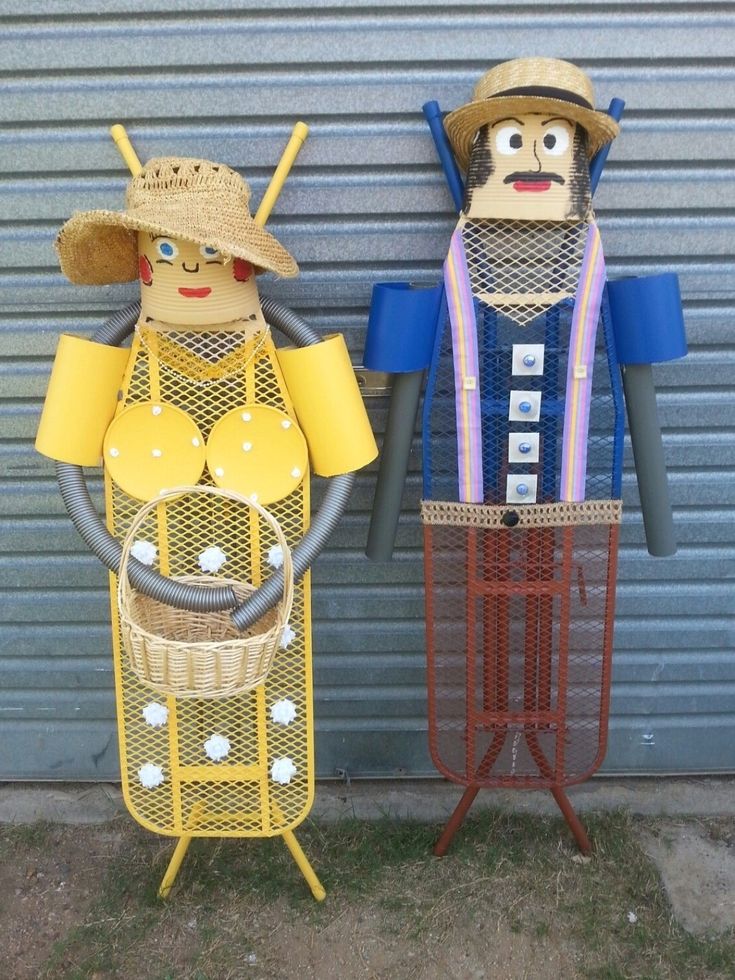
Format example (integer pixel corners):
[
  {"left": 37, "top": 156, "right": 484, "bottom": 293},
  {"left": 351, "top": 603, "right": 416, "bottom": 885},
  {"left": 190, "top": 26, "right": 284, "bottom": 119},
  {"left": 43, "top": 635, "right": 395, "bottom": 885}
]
[
  {"left": 434, "top": 784, "right": 480, "bottom": 856},
  {"left": 551, "top": 786, "right": 591, "bottom": 854}
]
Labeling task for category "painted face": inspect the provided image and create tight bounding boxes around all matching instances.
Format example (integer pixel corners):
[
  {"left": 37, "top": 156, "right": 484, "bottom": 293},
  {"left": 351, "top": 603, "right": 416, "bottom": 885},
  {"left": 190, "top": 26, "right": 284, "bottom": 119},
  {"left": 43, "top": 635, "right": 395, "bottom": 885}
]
[
  {"left": 137, "top": 232, "right": 264, "bottom": 327},
  {"left": 463, "top": 114, "right": 591, "bottom": 222}
]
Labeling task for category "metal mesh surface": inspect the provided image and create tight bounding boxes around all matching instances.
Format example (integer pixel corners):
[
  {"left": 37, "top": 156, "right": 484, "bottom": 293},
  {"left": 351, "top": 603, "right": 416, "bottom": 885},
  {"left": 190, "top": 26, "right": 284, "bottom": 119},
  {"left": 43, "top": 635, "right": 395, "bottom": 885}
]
[
  {"left": 422, "top": 283, "right": 623, "bottom": 505},
  {"left": 424, "top": 513, "right": 618, "bottom": 788},
  {"left": 463, "top": 219, "right": 588, "bottom": 325},
  {"left": 107, "top": 326, "right": 313, "bottom": 837}
]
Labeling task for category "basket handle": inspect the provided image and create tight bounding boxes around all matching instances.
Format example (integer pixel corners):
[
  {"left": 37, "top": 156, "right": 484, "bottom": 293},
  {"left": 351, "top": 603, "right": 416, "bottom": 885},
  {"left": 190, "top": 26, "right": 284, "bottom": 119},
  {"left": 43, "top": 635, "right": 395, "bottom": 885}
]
[{"left": 117, "top": 485, "right": 294, "bottom": 635}]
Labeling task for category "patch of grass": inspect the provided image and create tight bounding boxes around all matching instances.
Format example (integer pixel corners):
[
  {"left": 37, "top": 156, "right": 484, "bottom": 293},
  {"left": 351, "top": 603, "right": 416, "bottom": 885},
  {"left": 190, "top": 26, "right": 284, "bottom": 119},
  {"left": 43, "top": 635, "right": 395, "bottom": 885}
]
[
  {"left": 35, "top": 810, "right": 735, "bottom": 980},
  {"left": 0, "top": 820, "right": 55, "bottom": 852},
  {"left": 41, "top": 828, "right": 177, "bottom": 979}
]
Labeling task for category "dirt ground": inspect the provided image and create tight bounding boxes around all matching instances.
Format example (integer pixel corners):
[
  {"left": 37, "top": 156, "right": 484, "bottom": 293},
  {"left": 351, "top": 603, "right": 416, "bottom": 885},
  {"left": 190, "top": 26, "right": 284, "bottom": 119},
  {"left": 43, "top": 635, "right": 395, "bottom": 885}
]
[
  {"left": 0, "top": 823, "right": 576, "bottom": 980},
  {"left": 1, "top": 809, "right": 734, "bottom": 980}
]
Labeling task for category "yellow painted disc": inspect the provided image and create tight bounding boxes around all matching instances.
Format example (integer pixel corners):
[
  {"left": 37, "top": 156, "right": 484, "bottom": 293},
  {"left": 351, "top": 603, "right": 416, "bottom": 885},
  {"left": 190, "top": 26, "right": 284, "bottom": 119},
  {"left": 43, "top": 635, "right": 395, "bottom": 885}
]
[
  {"left": 206, "top": 405, "right": 308, "bottom": 504},
  {"left": 103, "top": 402, "right": 206, "bottom": 501}
]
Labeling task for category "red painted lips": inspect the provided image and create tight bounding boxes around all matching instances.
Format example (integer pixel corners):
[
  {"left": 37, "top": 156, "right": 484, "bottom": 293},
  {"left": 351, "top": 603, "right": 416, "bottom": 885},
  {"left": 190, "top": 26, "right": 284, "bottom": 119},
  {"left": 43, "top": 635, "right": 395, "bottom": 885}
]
[
  {"left": 178, "top": 287, "right": 212, "bottom": 298},
  {"left": 513, "top": 181, "right": 552, "bottom": 192}
]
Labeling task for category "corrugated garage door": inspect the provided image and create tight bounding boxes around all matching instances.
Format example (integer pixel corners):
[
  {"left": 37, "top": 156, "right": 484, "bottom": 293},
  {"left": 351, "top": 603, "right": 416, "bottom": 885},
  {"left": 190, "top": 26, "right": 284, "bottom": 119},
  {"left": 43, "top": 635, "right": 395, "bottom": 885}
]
[{"left": 1, "top": 0, "right": 733, "bottom": 779}]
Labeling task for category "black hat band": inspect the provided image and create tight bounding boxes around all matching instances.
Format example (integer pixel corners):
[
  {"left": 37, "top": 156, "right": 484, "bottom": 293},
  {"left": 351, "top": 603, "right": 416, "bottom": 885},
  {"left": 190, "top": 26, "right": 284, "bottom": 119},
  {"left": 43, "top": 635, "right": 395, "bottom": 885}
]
[{"left": 490, "top": 86, "right": 595, "bottom": 111}]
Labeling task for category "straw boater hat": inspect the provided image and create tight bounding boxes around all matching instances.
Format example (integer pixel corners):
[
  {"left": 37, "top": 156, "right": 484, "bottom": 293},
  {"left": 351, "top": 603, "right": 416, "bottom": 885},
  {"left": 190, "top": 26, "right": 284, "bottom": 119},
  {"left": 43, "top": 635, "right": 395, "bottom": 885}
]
[
  {"left": 444, "top": 57, "right": 620, "bottom": 171},
  {"left": 56, "top": 156, "right": 298, "bottom": 285}
]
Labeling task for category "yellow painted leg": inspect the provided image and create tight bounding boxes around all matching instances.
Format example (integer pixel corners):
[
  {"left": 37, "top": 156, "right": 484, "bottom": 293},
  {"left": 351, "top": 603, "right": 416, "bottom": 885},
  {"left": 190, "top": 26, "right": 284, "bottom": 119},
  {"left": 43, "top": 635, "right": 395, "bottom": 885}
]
[
  {"left": 158, "top": 834, "right": 194, "bottom": 899},
  {"left": 282, "top": 829, "right": 326, "bottom": 901},
  {"left": 158, "top": 801, "right": 205, "bottom": 899}
]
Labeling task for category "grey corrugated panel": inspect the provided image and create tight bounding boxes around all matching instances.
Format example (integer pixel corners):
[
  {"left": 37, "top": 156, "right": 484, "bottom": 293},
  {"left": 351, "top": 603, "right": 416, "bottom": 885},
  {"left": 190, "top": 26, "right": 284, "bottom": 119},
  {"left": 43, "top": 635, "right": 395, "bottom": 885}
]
[
  {"left": 2, "top": 119, "right": 733, "bottom": 178},
  {"left": 7, "top": 212, "right": 735, "bottom": 263},
  {"left": 6, "top": 217, "right": 735, "bottom": 267},
  {"left": 3, "top": 16, "right": 735, "bottom": 73},
  {"left": 5, "top": 0, "right": 726, "bottom": 12},
  {"left": 6, "top": 167, "right": 735, "bottom": 219},
  {"left": 9, "top": 265, "right": 735, "bottom": 315},
  {"left": 0, "top": 725, "right": 119, "bottom": 781},
  {"left": 1, "top": 2, "right": 734, "bottom": 779},
  {"left": 4, "top": 125, "right": 717, "bottom": 165},
  {"left": 614, "top": 651, "right": 735, "bottom": 678},
  {"left": 1, "top": 299, "right": 729, "bottom": 355},
  {"left": 4, "top": 75, "right": 735, "bottom": 125}
]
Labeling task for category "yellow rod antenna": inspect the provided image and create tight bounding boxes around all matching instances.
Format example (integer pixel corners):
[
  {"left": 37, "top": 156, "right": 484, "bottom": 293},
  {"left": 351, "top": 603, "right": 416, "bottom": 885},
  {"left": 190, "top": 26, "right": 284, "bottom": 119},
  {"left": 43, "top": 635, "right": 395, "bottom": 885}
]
[
  {"left": 254, "top": 121, "right": 309, "bottom": 227},
  {"left": 110, "top": 124, "right": 142, "bottom": 177}
]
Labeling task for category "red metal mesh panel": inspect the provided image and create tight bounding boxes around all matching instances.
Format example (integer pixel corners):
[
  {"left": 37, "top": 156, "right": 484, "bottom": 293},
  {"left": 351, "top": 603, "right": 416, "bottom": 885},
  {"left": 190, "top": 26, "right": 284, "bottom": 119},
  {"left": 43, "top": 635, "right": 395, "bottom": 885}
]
[{"left": 425, "top": 517, "right": 618, "bottom": 788}]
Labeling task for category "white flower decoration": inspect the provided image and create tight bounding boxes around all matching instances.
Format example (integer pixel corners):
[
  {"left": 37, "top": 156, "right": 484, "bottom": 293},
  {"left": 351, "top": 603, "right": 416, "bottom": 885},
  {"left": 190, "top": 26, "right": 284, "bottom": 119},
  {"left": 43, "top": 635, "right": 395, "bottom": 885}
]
[
  {"left": 131, "top": 540, "right": 157, "bottom": 566},
  {"left": 280, "top": 623, "right": 296, "bottom": 649},
  {"left": 204, "top": 733, "right": 231, "bottom": 762},
  {"left": 198, "top": 546, "right": 227, "bottom": 574},
  {"left": 138, "top": 763, "right": 164, "bottom": 789},
  {"left": 142, "top": 702, "right": 168, "bottom": 727},
  {"left": 270, "top": 699, "right": 297, "bottom": 726},
  {"left": 270, "top": 757, "right": 297, "bottom": 785},
  {"left": 267, "top": 544, "right": 284, "bottom": 569}
]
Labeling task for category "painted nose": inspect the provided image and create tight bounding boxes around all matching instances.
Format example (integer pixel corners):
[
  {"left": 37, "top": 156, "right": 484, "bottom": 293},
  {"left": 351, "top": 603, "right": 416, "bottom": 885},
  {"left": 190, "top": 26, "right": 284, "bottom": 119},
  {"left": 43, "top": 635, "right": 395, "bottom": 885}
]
[
  {"left": 531, "top": 141, "right": 542, "bottom": 171},
  {"left": 182, "top": 262, "right": 200, "bottom": 273}
]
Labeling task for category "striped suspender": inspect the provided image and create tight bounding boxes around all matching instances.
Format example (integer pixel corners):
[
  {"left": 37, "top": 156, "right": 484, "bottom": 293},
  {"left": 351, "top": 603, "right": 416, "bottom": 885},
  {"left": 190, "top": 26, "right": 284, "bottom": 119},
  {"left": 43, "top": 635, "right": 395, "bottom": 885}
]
[
  {"left": 444, "top": 227, "right": 484, "bottom": 503},
  {"left": 559, "top": 223, "right": 606, "bottom": 501}
]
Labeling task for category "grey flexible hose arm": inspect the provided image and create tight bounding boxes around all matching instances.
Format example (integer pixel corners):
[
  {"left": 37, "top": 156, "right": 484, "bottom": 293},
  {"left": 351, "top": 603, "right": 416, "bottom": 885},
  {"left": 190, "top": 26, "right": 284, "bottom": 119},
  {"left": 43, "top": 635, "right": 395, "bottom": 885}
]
[
  {"left": 232, "top": 298, "right": 353, "bottom": 629},
  {"left": 55, "top": 298, "right": 355, "bottom": 627}
]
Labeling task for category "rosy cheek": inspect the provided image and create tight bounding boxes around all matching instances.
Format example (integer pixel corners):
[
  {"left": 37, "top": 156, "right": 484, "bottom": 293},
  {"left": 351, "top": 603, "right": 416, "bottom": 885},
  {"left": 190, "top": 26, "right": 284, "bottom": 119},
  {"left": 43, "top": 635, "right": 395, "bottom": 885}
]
[
  {"left": 233, "top": 258, "right": 253, "bottom": 282},
  {"left": 139, "top": 255, "right": 153, "bottom": 286}
]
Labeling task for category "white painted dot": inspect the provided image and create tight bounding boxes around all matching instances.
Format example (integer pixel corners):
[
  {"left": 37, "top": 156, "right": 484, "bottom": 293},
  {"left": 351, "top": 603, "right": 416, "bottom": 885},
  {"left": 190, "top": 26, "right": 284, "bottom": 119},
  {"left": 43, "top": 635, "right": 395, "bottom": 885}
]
[
  {"left": 109, "top": 447, "right": 120, "bottom": 458},
  {"left": 241, "top": 412, "right": 252, "bottom": 422},
  {"left": 215, "top": 467, "right": 225, "bottom": 477},
  {"left": 242, "top": 442, "right": 253, "bottom": 452},
  {"left": 291, "top": 467, "right": 301, "bottom": 479},
  {"left": 151, "top": 405, "right": 162, "bottom": 416},
  {"left": 151, "top": 448, "right": 162, "bottom": 458},
  {"left": 192, "top": 437, "right": 200, "bottom": 447},
  {"left": 281, "top": 419, "right": 292, "bottom": 429}
]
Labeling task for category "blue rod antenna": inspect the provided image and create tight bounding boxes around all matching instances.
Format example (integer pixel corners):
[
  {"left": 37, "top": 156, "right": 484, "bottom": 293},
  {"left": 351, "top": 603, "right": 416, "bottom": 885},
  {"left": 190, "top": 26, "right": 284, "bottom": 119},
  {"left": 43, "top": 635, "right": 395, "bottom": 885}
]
[
  {"left": 422, "top": 100, "right": 465, "bottom": 211},
  {"left": 590, "top": 98, "right": 625, "bottom": 195}
]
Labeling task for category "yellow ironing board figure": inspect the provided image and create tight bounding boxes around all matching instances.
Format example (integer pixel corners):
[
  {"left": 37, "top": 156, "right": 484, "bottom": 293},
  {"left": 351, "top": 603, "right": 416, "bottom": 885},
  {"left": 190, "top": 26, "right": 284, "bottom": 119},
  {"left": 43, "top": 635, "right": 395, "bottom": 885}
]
[{"left": 36, "top": 124, "right": 377, "bottom": 900}]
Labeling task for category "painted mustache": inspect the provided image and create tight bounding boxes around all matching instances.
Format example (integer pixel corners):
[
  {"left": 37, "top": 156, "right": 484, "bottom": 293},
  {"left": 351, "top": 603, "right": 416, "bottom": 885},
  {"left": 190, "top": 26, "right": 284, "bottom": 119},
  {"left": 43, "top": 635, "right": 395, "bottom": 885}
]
[{"left": 504, "top": 171, "right": 565, "bottom": 185}]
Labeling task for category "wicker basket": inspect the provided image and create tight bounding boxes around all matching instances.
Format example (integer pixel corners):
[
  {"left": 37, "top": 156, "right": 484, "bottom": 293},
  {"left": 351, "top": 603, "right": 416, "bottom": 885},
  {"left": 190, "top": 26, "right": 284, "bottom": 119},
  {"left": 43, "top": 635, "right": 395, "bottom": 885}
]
[{"left": 117, "top": 486, "right": 294, "bottom": 699}]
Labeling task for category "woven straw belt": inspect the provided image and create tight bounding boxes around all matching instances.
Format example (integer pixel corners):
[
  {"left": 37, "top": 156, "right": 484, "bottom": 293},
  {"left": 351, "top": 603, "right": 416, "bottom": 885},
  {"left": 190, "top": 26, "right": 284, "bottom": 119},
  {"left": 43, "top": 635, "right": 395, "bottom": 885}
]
[
  {"left": 421, "top": 499, "right": 622, "bottom": 529},
  {"left": 117, "top": 485, "right": 294, "bottom": 699}
]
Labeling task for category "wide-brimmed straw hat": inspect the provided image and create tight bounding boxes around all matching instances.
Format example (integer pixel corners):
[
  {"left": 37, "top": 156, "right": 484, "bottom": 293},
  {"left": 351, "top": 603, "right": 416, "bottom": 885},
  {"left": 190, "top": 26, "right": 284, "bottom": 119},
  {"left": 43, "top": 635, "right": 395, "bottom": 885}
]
[
  {"left": 56, "top": 156, "right": 298, "bottom": 285},
  {"left": 444, "top": 58, "right": 619, "bottom": 170}
]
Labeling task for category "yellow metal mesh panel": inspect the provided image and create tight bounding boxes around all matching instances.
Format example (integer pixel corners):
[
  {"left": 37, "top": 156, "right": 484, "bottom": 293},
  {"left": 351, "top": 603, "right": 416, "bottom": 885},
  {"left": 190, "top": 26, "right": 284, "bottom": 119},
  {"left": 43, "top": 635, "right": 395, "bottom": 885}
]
[
  {"left": 108, "top": 325, "right": 313, "bottom": 838},
  {"left": 462, "top": 219, "right": 587, "bottom": 325}
]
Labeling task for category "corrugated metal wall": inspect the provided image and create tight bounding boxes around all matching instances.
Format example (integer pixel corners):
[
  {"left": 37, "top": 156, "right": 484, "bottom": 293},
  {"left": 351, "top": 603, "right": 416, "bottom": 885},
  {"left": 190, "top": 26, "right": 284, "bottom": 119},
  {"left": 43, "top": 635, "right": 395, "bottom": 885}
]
[{"left": 1, "top": 0, "right": 733, "bottom": 779}]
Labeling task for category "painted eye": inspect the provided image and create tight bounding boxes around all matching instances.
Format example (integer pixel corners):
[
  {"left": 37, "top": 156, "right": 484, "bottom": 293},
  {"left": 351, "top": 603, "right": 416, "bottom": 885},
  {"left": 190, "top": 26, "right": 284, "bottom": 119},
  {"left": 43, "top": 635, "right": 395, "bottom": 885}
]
[
  {"left": 542, "top": 126, "right": 570, "bottom": 156},
  {"left": 200, "top": 244, "right": 221, "bottom": 260},
  {"left": 155, "top": 239, "right": 178, "bottom": 261},
  {"left": 495, "top": 126, "right": 523, "bottom": 155}
]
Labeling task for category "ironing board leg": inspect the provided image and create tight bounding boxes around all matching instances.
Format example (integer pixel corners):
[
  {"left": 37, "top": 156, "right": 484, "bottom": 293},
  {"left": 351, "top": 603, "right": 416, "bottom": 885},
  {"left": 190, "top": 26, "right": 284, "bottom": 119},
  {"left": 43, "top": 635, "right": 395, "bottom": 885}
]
[
  {"left": 434, "top": 784, "right": 480, "bottom": 856},
  {"left": 282, "top": 829, "right": 326, "bottom": 901},
  {"left": 158, "top": 834, "right": 194, "bottom": 899},
  {"left": 158, "top": 800, "right": 206, "bottom": 899},
  {"left": 551, "top": 786, "right": 592, "bottom": 854}
]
